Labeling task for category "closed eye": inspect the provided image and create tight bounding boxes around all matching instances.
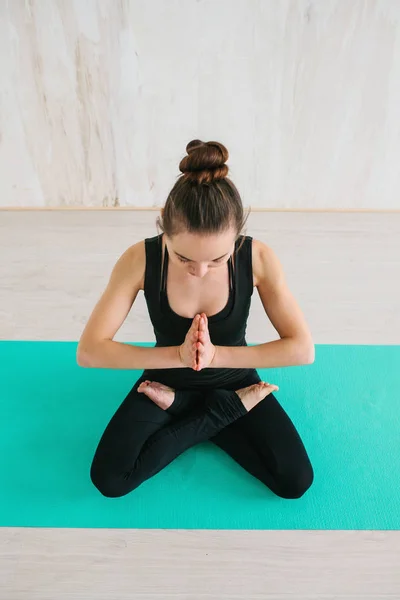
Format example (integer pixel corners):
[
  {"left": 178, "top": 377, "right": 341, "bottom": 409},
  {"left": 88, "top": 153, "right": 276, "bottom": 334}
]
[{"left": 177, "top": 256, "right": 225, "bottom": 264}]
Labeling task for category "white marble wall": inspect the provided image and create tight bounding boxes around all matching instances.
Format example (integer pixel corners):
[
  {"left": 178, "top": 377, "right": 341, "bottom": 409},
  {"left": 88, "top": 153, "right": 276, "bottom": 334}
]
[{"left": 1, "top": 0, "right": 400, "bottom": 209}]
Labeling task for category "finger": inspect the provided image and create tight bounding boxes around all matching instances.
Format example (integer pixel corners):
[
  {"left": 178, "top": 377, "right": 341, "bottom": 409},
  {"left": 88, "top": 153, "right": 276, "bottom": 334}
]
[
  {"left": 197, "top": 322, "right": 205, "bottom": 343},
  {"left": 199, "top": 316, "right": 209, "bottom": 339},
  {"left": 190, "top": 315, "right": 200, "bottom": 337},
  {"left": 202, "top": 314, "right": 210, "bottom": 340},
  {"left": 192, "top": 314, "right": 200, "bottom": 330},
  {"left": 188, "top": 317, "right": 196, "bottom": 336},
  {"left": 198, "top": 314, "right": 204, "bottom": 333}
]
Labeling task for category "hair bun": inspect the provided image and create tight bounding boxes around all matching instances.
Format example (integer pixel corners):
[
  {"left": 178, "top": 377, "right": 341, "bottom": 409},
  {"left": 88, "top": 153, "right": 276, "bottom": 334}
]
[{"left": 179, "top": 139, "right": 229, "bottom": 184}]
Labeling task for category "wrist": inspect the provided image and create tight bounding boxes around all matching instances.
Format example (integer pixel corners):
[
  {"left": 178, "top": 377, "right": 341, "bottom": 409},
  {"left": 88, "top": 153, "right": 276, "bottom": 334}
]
[
  {"left": 177, "top": 344, "right": 186, "bottom": 368},
  {"left": 210, "top": 345, "right": 219, "bottom": 368}
]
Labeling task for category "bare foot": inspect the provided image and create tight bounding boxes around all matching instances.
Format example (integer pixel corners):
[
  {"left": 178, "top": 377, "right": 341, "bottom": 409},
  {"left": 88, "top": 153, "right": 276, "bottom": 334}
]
[
  {"left": 236, "top": 381, "right": 279, "bottom": 412},
  {"left": 137, "top": 380, "right": 176, "bottom": 410}
]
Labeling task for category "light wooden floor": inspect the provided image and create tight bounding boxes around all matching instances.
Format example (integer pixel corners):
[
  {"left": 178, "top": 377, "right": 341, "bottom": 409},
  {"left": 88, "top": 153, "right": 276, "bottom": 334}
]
[{"left": 1, "top": 210, "right": 400, "bottom": 599}]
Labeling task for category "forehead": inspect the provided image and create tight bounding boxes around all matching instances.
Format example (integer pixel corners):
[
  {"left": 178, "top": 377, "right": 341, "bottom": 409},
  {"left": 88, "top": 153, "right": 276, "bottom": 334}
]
[{"left": 169, "top": 230, "right": 236, "bottom": 261}]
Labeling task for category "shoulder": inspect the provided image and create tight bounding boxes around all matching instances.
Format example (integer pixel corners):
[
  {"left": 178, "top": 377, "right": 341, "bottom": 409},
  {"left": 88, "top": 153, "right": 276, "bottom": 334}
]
[
  {"left": 251, "top": 238, "right": 284, "bottom": 288},
  {"left": 111, "top": 240, "right": 146, "bottom": 290}
]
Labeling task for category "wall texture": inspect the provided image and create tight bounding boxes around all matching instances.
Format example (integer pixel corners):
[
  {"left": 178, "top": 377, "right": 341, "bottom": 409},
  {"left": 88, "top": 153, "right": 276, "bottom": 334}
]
[{"left": 1, "top": 0, "right": 400, "bottom": 209}]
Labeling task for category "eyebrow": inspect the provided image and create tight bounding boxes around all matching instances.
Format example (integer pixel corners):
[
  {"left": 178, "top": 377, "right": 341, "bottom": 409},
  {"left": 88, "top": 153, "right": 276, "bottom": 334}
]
[{"left": 175, "top": 251, "right": 228, "bottom": 262}]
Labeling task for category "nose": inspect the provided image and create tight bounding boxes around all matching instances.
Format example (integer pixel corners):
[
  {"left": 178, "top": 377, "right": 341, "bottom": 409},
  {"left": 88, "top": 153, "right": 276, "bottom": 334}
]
[{"left": 190, "top": 264, "right": 208, "bottom": 278}]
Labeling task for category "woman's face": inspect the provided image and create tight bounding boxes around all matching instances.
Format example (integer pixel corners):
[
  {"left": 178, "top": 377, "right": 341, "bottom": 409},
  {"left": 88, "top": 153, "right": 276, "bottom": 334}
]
[{"left": 165, "top": 227, "right": 237, "bottom": 278}]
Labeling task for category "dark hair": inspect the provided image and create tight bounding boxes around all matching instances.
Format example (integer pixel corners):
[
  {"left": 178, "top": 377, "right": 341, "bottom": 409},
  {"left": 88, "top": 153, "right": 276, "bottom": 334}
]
[{"left": 156, "top": 139, "right": 249, "bottom": 239}]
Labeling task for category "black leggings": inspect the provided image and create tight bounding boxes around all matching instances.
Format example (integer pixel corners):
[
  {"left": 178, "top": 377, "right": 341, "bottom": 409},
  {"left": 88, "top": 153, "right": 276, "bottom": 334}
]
[{"left": 90, "top": 370, "right": 314, "bottom": 499}]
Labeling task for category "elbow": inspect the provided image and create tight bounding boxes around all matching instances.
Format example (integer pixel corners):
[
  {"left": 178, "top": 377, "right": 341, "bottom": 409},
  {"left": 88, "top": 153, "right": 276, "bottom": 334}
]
[
  {"left": 288, "top": 337, "right": 314, "bottom": 366},
  {"left": 76, "top": 343, "right": 95, "bottom": 368},
  {"left": 300, "top": 340, "right": 315, "bottom": 365}
]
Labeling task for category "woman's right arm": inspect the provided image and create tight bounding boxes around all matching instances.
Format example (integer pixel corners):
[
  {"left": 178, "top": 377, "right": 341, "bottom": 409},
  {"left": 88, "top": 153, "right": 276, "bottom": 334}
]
[{"left": 76, "top": 241, "right": 184, "bottom": 370}]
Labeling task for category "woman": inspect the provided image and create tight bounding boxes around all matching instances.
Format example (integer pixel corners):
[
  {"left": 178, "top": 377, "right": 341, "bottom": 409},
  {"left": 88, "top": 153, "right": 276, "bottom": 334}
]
[{"left": 77, "top": 139, "right": 315, "bottom": 499}]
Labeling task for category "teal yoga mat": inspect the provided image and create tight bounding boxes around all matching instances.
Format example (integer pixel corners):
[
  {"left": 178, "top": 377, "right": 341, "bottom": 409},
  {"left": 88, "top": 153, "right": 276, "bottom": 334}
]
[{"left": 1, "top": 342, "right": 399, "bottom": 530}]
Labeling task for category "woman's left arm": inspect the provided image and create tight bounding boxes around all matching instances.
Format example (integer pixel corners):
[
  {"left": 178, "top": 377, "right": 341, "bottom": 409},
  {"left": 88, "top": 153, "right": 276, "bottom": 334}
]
[{"left": 212, "top": 239, "right": 315, "bottom": 369}]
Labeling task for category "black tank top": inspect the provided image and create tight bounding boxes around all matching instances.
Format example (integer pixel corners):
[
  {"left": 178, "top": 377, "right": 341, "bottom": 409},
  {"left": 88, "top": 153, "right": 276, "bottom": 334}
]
[{"left": 142, "top": 234, "right": 255, "bottom": 389}]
